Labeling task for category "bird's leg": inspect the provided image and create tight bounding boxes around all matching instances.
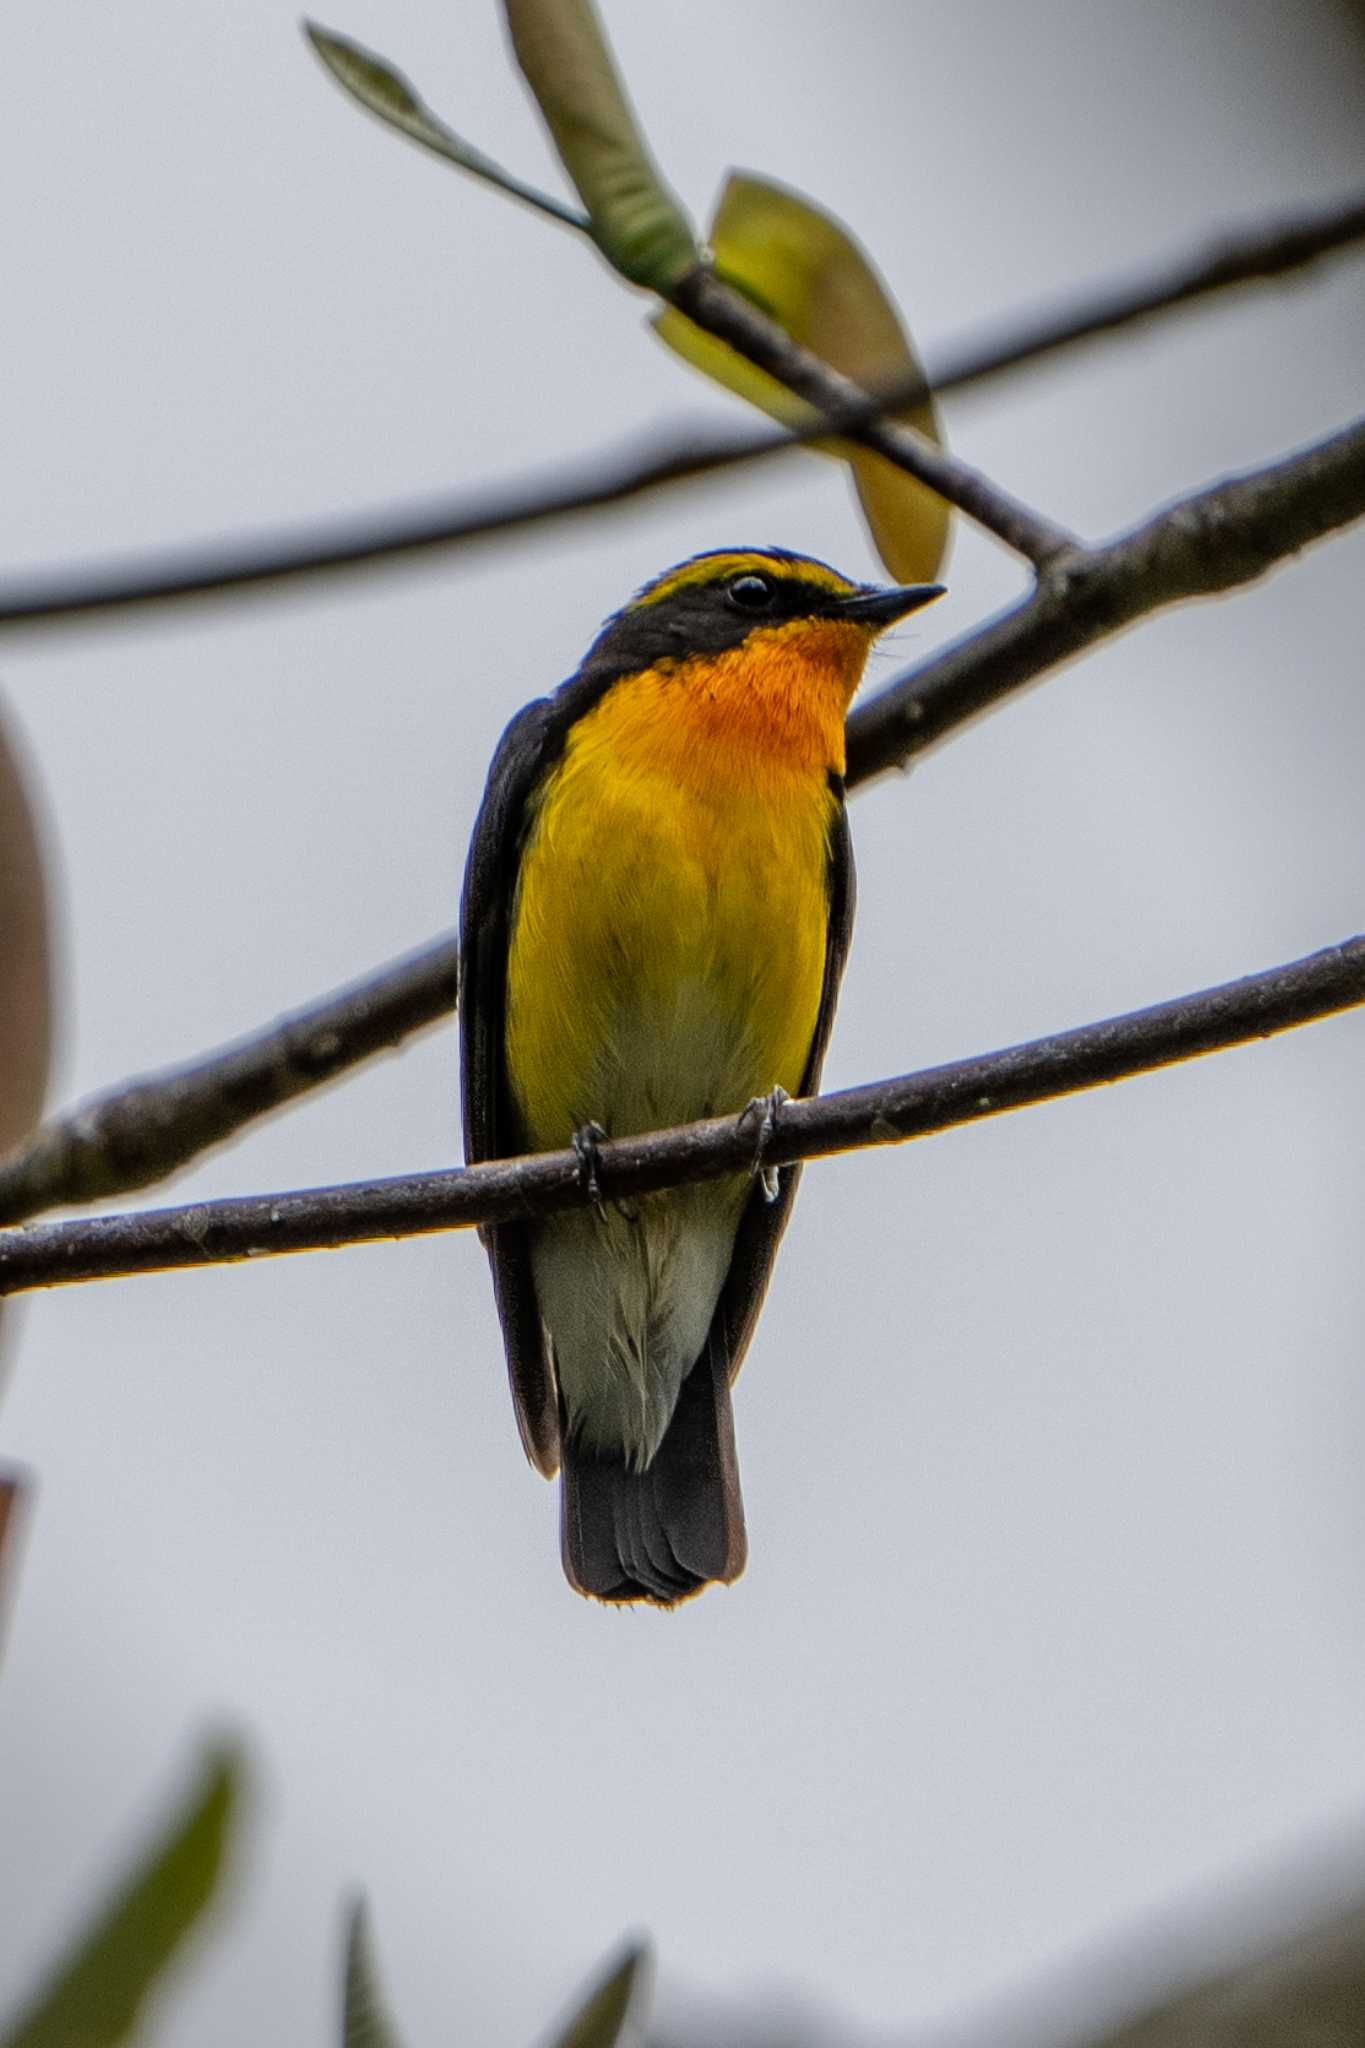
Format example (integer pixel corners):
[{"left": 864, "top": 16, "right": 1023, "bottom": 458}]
[
  {"left": 572, "top": 1120, "right": 608, "bottom": 1220},
  {"left": 739, "top": 1086, "right": 790, "bottom": 1204}
]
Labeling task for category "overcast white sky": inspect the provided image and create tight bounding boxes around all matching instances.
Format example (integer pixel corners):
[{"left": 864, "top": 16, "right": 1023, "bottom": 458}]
[{"left": 2, "top": 2, "right": 1364, "bottom": 2043}]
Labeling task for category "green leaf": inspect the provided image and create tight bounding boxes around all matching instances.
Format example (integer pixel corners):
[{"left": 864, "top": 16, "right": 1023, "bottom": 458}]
[
  {"left": 654, "top": 172, "right": 951, "bottom": 584},
  {"left": 340, "top": 1899, "right": 407, "bottom": 2048},
  {"left": 304, "top": 22, "right": 589, "bottom": 233},
  {"left": 1, "top": 1746, "right": 245, "bottom": 2048},
  {"left": 503, "top": 0, "right": 697, "bottom": 290},
  {"left": 306, "top": 6, "right": 697, "bottom": 289},
  {"left": 548, "top": 1939, "right": 653, "bottom": 2048}
]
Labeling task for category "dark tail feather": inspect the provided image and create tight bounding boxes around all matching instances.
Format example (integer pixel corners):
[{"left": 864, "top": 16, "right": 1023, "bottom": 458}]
[{"left": 560, "top": 1341, "right": 747, "bottom": 1606}]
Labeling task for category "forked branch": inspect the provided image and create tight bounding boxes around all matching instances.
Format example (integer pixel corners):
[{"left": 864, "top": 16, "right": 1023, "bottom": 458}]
[
  {"left": 1, "top": 413, "right": 1359, "bottom": 1229},
  {"left": 0, "top": 192, "right": 1360, "bottom": 633}
]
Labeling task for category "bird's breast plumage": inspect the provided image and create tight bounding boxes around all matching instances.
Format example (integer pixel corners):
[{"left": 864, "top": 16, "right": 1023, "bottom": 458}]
[
  {"left": 504, "top": 635, "right": 847, "bottom": 1151},
  {"left": 501, "top": 634, "right": 849, "bottom": 1465}
]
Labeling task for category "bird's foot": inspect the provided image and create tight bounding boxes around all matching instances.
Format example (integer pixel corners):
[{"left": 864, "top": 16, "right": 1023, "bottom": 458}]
[
  {"left": 572, "top": 1120, "right": 608, "bottom": 1219},
  {"left": 739, "top": 1086, "right": 790, "bottom": 1203}
]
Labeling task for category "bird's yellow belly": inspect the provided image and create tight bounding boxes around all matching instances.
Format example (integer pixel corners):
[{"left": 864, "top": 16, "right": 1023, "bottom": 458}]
[{"left": 505, "top": 704, "right": 834, "bottom": 1151}]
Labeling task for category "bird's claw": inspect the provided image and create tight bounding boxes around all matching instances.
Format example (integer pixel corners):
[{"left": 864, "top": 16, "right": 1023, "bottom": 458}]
[
  {"left": 740, "top": 1086, "right": 790, "bottom": 1204},
  {"left": 572, "top": 1120, "right": 608, "bottom": 1219}
]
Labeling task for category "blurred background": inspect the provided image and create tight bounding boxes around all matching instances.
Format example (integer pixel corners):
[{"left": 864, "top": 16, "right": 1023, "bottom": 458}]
[{"left": 1, "top": 0, "right": 1364, "bottom": 2041}]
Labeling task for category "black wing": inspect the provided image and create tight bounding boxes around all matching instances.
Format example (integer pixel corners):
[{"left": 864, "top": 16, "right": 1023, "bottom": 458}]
[
  {"left": 705, "top": 781, "right": 856, "bottom": 1381},
  {"left": 458, "top": 695, "right": 564, "bottom": 1475},
  {"left": 458, "top": 649, "right": 658, "bottom": 1477}
]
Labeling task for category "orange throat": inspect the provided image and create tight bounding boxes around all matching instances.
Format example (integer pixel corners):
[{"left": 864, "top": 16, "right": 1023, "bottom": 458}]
[
  {"left": 504, "top": 613, "right": 869, "bottom": 1152},
  {"left": 652, "top": 615, "right": 871, "bottom": 782}
]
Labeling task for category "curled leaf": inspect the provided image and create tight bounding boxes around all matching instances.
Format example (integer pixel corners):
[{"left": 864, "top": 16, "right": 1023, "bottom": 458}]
[
  {"left": 654, "top": 172, "right": 951, "bottom": 583},
  {"left": 503, "top": 0, "right": 697, "bottom": 289},
  {"left": 304, "top": 21, "right": 588, "bottom": 231}
]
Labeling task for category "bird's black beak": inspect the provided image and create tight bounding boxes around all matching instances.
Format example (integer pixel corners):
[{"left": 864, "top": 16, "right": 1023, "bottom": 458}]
[{"left": 836, "top": 582, "right": 945, "bottom": 627}]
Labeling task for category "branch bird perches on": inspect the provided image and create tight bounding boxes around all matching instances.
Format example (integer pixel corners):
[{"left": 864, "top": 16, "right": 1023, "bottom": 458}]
[
  {"left": 0, "top": 936, "right": 1360, "bottom": 1298},
  {"left": 0, "top": 412, "right": 1360, "bottom": 1231}
]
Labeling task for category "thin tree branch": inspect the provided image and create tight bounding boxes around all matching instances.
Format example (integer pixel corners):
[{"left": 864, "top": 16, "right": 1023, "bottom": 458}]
[
  {"left": 929, "top": 185, "right": 1365, "bottom": 401},
  {"left": 0, "top": 428, "right": 788, "bottom": 637},
  {"left": 664, "top": 266, "right": 1076, "bottom": 567},
  {"left": 847, "top": 409, "right": 1365, "bottom": 779},
  {"left": 0, "top": 936, "right": 460, "bottom": 1227},
  {"left": 2, "top": 410, "right": 1359, "bottom": 1230},
  {"left": 1, "top": 190, "right": 1360, "bottom": 634},
  {"left": 0, "top": 937, "right": 1359, "bottom": 1298}
]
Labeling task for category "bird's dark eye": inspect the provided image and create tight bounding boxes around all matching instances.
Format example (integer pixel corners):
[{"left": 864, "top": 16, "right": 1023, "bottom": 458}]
[{"left": 727, "top": 572, "right": 776, "bottom": 613}]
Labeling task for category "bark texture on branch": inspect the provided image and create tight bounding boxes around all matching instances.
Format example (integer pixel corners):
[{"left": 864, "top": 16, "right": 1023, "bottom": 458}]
[
  {"left": 666, "top": 267, "right": 1075, "bottom": 567},
  {"left": 847, "top": 412, "right": 1365, "bottom": 778},
  {"left": 1, "top": 414, "right": 1359, "bottom": 1231},
  {"left": 0, "top": 938, "right": 1358, "bottom": 1298},
  {"left": 0, "top": 938, "right": 458, "bottom": 1227}
]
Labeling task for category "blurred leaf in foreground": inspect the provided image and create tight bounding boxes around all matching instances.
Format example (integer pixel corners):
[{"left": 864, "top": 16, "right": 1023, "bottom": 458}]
[
  {"left": 339, "top": 1907, "right": 647, "bottom": 2048},
  {"left": 0, "top": 709, "right": 54, "bottom": 1641},
  {"left": 549, "top": 1938, "right": 653, "bottom": 2048},
  {"left": 0, "top": 706, "right": 51, "bottom": 1166},
  {"left": 0, "top": 1745, "right": 245, "bottom": 2048},
  {"left": 654, "top": 172, "right": 951, "bottom": 584},
  {"left": 0, "top": 1468, "right": 29, "bottom": 1658},
  {"left": 341, "top": 1899, "right": 407, "bottom": 2048}
]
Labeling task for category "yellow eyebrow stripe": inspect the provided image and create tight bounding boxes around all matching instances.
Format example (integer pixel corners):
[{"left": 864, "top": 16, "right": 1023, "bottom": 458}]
[{"left": 632, "top": 551, "right": 858, "bottom": 609}]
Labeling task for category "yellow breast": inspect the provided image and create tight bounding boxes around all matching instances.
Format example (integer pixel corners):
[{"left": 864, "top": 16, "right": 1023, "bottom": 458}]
[{"left": 505, "top": 625, "right": 856, "bottom": 1150}]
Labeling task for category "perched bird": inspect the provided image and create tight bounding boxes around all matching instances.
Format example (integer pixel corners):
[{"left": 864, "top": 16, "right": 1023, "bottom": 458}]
[{"left": 459, "top": 548, "right": 943, "bottom": 1605}]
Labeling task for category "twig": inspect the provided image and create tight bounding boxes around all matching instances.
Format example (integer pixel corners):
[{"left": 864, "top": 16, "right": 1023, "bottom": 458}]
[
  {"left": 0, "top": 937, "right": 1359, "bottom": 1297},
  {"left": 930, "top": 186, "right": 1365, "bottom": 400},
  {"left": 847, "top": 410, "right": 1365, "bottom": 779},
  {"left": 665, "top": 266, "right": 1075, "bottom": 567},
  {"left": 1, "top": 410, "right": 1360, "bottom": 1229},
  {"left": 1, "top": 190, "right": 1361, "bottom": 633},
  {"left": 0, "top": 427, "right": 785, "bottom": 637}
]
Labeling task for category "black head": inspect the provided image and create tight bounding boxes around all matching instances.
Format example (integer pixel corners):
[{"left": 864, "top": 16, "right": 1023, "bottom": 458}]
[{"left": 580, "top": 547, "right": 944, "bottom": 681}]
